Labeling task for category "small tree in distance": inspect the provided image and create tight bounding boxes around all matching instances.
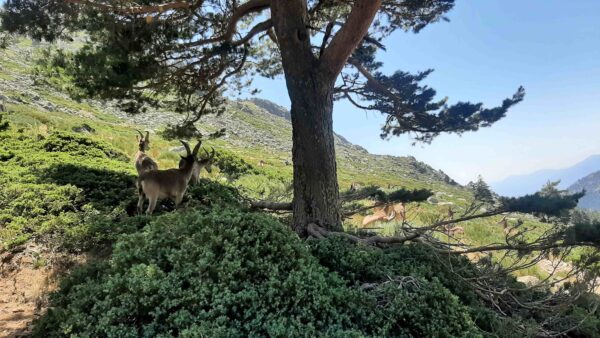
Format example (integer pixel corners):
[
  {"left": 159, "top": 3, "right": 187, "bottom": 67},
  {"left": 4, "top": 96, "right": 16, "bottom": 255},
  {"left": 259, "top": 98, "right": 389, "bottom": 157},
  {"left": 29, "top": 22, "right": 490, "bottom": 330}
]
[
  {"left": 1, "top": 0, "right": 525, "bottom": 234},
  {"left": 469, "top": 175, "right": 495, "bottom": 204}
]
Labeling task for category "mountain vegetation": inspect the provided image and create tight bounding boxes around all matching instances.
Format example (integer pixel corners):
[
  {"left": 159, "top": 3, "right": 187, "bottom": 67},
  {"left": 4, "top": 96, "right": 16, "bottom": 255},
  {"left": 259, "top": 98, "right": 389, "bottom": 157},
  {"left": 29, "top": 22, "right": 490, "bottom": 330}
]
[{"left": 1, "top": 2, "right": 600, "bottom": 337}]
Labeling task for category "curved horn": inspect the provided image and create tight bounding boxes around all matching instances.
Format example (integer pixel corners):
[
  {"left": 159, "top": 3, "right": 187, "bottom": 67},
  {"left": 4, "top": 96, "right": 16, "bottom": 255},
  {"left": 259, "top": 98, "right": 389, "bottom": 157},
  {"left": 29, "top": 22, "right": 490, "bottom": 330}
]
[
  {"left": 180, "top": 140, "right": 192, "bottom": 155},
  {"left": 145, "top": 131, "right": 150, "bottom": 141},
  {"left": 192, "top": 141, "right": 202, "bottom": 156},
  {"left": 136, "top": 129, "right": 144, "bottom": 138},
  {"left": 202, "top": 147, "right": 216, "bottom": 159}
]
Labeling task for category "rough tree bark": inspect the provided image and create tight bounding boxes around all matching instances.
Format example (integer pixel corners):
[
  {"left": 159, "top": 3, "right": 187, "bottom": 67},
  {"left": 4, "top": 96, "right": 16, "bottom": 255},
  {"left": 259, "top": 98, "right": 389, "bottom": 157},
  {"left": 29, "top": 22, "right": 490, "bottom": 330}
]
[
  {"left": 288, "top": 72, "right": 342, "bottom": 234},
  {"left": 271, "top": 0, "right": 381, "bottom": 235},
  {"left": 271, "top": 0, "right": 341, "bottom": 235}
]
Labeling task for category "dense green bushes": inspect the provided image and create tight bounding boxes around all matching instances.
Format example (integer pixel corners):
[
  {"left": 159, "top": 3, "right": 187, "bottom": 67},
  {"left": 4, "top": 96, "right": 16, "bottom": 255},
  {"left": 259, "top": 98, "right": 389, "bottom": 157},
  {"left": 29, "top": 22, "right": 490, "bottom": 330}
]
[
  {"left": 0, "top": 128, "right": 136, "bottom": 249},
  {"left": 213, "top": 149, "right": 259, "bottom": 180},
  {"left": 34, "top": 208, "right": 482, "bottom": 337},
  {"left": 43, "top": 131, "right": 130, "bottom": 162},
  {"left": 0, "top": 113, "right": 9, "bottom": 131},
  {"left": 34, "top": 209, "right": 363, "bottom": 337}
]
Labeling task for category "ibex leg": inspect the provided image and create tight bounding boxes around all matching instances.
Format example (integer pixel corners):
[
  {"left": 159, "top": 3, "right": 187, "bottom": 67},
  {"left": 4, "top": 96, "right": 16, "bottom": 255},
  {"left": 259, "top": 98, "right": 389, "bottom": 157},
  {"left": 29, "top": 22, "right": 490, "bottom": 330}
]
[{"left": 146, "top": 197, "right": 158, "bottom": 215}]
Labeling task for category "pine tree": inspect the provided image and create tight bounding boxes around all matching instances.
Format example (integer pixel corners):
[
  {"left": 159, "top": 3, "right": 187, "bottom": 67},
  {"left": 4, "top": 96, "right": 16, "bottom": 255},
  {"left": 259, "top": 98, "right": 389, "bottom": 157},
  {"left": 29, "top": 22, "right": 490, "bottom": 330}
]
[{"left": 469, "top": 175, "right": 495, "bottom": 203}]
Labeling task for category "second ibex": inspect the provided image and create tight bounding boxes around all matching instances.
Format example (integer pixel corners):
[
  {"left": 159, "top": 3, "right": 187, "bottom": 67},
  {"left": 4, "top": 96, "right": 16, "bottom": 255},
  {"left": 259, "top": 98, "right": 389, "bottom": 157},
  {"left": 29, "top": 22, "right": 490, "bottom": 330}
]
[{"left": 137, "top": 140, "right": 201, "bottom": 215}]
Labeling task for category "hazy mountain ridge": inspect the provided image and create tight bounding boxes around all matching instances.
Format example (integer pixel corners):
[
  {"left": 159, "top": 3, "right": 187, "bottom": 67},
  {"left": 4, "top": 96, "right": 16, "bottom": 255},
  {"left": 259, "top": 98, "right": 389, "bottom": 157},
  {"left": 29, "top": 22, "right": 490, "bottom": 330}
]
[
  {"left": 491, "top": 155, "right": 600, "bottom": 197},
  {"left": 569, "top": 171, "right": 600, "bottom": 210}
]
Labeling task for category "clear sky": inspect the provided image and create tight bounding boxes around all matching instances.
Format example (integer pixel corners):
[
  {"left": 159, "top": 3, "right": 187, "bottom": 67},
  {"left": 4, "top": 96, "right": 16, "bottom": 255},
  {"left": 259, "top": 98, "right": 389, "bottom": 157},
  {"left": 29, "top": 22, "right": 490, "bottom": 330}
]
[{"left": 243, "top": 0, "right": 600, "bottom": 184}]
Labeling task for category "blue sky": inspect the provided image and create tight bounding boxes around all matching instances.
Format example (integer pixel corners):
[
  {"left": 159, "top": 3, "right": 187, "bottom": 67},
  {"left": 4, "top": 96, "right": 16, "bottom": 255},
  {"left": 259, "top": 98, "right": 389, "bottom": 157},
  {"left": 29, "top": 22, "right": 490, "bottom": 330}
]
[{"left": 244, "top": 1, "right": 600, "bottom": 184}]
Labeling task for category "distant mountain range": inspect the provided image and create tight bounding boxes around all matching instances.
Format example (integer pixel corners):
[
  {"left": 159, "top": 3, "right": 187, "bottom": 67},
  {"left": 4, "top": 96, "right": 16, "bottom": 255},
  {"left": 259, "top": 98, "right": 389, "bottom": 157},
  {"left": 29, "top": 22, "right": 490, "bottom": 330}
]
[
  {"left": 568, "top": 171, "right": 600, "bottom": 210},
  {"left": 490, "top": 155, "right": 600, "bottom": 197}
]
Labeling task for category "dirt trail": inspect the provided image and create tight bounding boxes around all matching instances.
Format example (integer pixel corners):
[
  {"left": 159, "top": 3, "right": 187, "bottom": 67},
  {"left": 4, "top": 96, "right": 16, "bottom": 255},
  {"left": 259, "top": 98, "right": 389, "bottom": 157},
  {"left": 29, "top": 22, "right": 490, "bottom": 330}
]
[{"left": 0, "top": 245, "right": 83, "bottom": 338}]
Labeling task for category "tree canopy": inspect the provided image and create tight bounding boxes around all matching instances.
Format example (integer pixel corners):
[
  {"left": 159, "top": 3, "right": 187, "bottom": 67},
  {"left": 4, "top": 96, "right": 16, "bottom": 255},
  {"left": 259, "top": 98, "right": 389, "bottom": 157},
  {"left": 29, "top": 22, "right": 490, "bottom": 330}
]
[{"left": 1, "top": 0, "right": 523, "bottom": 140}]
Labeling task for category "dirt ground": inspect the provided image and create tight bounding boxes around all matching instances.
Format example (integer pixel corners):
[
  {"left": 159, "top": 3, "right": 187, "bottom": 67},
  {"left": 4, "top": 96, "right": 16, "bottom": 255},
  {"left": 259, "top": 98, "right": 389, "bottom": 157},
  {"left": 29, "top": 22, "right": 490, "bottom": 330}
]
[{"left": 0, "top": 245, "right": 84, "bottom": 338}]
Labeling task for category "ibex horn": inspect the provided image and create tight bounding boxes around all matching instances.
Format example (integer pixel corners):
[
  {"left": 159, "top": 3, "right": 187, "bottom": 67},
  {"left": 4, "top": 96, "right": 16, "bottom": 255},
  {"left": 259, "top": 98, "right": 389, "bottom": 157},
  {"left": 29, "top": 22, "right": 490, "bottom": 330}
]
[
  {"left": 192, "top": 141, "right": 202, "bottom": 156},
  {"left": 136, "top": 129, "right": 144, "bottom": 138},
  {"left": 145, "top": 131, "right": 150, "bottom": 140},
  {"left": 180, "top": 140, "right": 192, "bottom": 156}
]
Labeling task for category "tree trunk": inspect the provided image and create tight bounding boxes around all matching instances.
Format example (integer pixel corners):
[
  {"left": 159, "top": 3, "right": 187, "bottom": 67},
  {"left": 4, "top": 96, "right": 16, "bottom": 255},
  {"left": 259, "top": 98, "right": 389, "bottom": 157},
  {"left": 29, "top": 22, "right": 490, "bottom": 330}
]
[
  {"left": 286, "top": 72, "right": 342, "bottom": 236},
  {"left": 270, "top": 0, "right": 343, "bottom": 236}
]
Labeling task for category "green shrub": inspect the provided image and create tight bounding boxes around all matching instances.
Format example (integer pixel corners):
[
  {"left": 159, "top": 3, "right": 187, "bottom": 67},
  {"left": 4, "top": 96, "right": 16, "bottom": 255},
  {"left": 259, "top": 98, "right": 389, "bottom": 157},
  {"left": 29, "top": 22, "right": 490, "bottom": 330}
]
[
  {"left": 213, "top": 149, "right": 258, "bottom": 180},
  {"left": 0, "top": 130, "right": 136, "bottom": 249},
  {"left": 373, "top": 277, "right": 480, "bottom": 337},
  {"left": 33, "top": 209, "right": 368, "bottom": 337},
  {"left": 0, "top": 113, "right": 9, "bottom": 131},
  {"left": 41, "top": 163, "right": 136, "bottom": 210},
  {"left": 33, "top": 209, "right": 485, "bottom": 337},
  {"left": 43, "top": 131, "right": 129, "bottom": 162},
  {"left": 186, "top": 178, "right": 244, "bottom": 208}
]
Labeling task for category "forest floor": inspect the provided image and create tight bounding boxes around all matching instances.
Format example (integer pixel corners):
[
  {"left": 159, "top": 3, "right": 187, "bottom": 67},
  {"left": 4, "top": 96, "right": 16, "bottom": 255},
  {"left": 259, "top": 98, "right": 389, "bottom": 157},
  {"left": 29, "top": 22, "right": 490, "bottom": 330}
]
[{"left": 0, "top": 246, "right": 86, "bottom": 337}]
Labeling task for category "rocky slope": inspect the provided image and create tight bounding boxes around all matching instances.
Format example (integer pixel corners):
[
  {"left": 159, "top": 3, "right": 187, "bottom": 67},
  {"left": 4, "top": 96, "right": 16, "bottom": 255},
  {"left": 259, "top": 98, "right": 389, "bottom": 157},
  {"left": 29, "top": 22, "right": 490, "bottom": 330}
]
[
  {"left": 106, "top": 95, "right": 458, "bottom": 189},
  {"left": 0, "top": 38, "right": 463, "bottom": 193},
  {"left": 569, "top": 171, "right": 600, "bottom": 210}
]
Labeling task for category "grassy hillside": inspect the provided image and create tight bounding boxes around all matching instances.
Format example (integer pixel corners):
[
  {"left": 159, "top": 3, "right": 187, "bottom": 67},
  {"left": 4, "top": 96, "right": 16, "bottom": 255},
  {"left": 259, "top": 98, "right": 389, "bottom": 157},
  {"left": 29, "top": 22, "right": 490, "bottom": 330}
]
[
  {"left": 0, "top": 38, "right": 556, "bottom": 274},
  {"left": 2, "top": 37, "right": 599, "bottom": 338}
]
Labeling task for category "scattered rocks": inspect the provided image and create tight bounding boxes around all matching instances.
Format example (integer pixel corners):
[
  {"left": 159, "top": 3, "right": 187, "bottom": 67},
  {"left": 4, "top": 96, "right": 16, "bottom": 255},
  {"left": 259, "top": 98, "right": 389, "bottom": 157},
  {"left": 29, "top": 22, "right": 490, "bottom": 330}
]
[
  {"left": 517, "top": 275, "right": 541, "bottom": 286},
  {"left": 72, "top": 123, "right": 95, "bottom": 134},
  {"left": 538, "top": 259, "right": 572, "bottom": 275}
]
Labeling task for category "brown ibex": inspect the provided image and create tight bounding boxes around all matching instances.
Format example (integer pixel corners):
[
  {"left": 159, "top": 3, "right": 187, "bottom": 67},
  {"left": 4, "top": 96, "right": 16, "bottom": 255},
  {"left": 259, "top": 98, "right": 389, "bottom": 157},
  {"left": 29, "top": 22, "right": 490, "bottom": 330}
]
[
  {"left": 179, "top": 147, "right": 216, "bottom": 185},
  {"left": 361, "top": 202, "right": 406, "bottom": 227},
  {"left": 137, "top": 140, "right": 201, "bottom": 215},
  {"left": 134, "top": 130, "right": 158, "bottom": 175}
]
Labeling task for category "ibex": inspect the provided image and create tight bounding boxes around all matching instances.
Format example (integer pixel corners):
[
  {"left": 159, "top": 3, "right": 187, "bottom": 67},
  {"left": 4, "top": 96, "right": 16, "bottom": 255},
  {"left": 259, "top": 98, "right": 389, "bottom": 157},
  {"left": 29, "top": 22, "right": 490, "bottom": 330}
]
[
  {"left": 361, "top": 202, "right": 406, "bottom": 227},
  {"left": 443, "top": 225, "right": 464, "bottom": 236},
  {"left": 137, "top": 140, "right": 201, "bottom": 215},
  {"left": 179, "top": 147, "right": 216, "bottom": 185},
  {"left": 135, "top": 130, "right": 158, "bottom": 175}
]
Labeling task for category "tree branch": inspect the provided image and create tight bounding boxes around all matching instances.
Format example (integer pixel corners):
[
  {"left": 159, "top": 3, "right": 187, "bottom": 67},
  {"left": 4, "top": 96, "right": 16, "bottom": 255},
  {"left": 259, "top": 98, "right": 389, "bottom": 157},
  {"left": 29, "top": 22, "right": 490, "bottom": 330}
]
[
  {"left": 320, "top": 0, "right": 382, "bottom": 78},
  {"left": 64, "top": 0, "right": 195, "bottom": 15},
  {"left": 318, "top": 21, "right": 334, "bottom": 58},
  {"left": 231, "top": 19, "right": 272, "bottom": 46},
  {"left": 348, "top": 57, "right": 397, "bottom": 99},
  {"left": 250, "top": 200, "right": 293, "bottom": 211},
  {"left": 447, "top": 241, "right": 600, "bottom": 255},
  {"left": 185, "top": 0, "right": 270, "bottom": 47}
]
